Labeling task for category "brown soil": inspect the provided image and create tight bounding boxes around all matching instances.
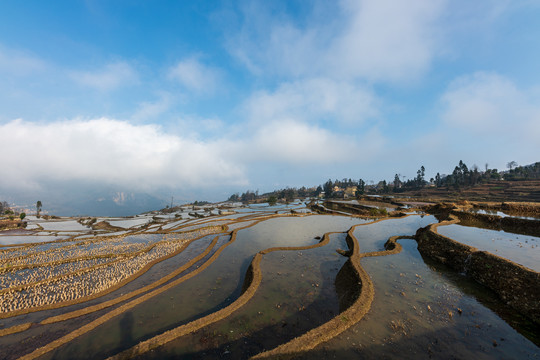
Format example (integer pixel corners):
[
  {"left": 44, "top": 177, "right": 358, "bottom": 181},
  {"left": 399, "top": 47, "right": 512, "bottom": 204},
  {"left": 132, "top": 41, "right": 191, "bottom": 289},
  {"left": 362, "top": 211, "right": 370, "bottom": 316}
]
[
  {"left": 0, "top": 219, "right": 24, "bottom": 231},
  {"left": 396, "top": 180, "right": 540, "bottom": 203}
]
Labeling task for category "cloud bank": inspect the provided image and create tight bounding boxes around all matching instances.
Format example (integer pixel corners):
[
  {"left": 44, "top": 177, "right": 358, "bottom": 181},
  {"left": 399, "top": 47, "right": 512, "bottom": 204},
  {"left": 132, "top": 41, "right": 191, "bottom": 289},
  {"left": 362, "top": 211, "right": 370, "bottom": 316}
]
[{"left": 0, "top": 118, "right": 247, "bottom": 191}]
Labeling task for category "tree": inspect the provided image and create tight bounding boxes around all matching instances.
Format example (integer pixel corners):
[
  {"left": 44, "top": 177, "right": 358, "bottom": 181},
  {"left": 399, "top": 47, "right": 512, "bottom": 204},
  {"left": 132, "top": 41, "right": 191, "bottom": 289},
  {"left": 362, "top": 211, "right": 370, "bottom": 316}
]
[
  {"left": 507, "top": 161, "right": 518, "bottom": 171},
  {"left": 435, "top": 172, "right": 442, "bottom": 187},
  {"left": 283, "top": 188, "right": 295, "bottom": 203},
  {"left": 323, "top": 179, "right": 333, "bottom": 198},
  {"left": 0, "top": 201, "right": 10, "bottom": 214},
  {"left": 267, "top": 195, "right": 278, "bottom": 206},
  {"left": 20, "top": 213, "right": 26, "bottom": 221},
  {"left": 416, "top": 166, "right": 426, "bottom": 188},
  {"left": 36, "top": 201, "right": 42, "bottom": 217},
  {"left": 381, "top": 180, "right": 389, "bottom": 194},
  {"left": 393, "top": 174, "right": 401, "bottom": 191},
  {"left": 356, "top": 179, "right": 365, "bottom": 197}
]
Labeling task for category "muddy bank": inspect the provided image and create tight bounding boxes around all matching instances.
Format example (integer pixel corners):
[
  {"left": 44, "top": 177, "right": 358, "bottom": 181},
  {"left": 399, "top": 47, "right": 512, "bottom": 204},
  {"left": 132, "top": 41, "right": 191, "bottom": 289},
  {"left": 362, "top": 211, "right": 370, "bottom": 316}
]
[
  {"left": 321, "top": 200, "right": 403, "bottom": 218},
  {"left": 309, "top": 204, "right": 344, "bottom": 216},
  {"left": 415, "top": 222, "right": 540, "bottom": 324},
  {"left": 0, "top": 219, "right": 25, "bottom": 231},
  {"left": 451, "top": 210, "right": 540, "bottom": 237},
  {"left": 475, "top": 201, "right": 540, "bottom": 216}
]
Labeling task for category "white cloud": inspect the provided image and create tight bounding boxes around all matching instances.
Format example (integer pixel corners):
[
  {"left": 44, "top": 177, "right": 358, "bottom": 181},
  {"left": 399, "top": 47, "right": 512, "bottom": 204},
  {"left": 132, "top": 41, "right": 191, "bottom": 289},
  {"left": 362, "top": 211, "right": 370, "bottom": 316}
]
[
  {"left": 441, "top": 72, "right": 540, "bottom": 141},
  {"left": 131, "top": 93, "right": 174, "bottom": 122},
  {"left": 0, "top": 118, "right": 246, "bottom": 191},
  {"left": 168, "top": 57, "right": 221, "bottom": 94},
  {"left": 396, "top": 72, "right": 540, "bottom": 173},
  {"left": 229, "top": 119, "right": 386, "bottom": 168},
  {"left": 244, "top": 78, "right": 379, "bottom": 126},
  {"left": 227, "top": 0, "right": 446, "bottom": 82},
  {"left": 167, "top": 115, "right": 226, "bottom": 140},
  {"left": 70, "top": 62, "right": 138, "bottom": 91},
  {"left": 0, "top": 45, "right": 47, "bottom": 76},
  {"left": 248, "top": 120, "right": 355, "bottom": 164},
  {"left": 331, "top": 0, "right": 445, "bottom": 82}
]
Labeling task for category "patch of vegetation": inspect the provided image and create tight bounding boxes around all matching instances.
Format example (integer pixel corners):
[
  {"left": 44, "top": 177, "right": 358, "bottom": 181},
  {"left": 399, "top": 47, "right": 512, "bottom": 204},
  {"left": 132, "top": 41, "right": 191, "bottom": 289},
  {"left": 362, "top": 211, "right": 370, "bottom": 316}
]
[
  {"left": 369, "top": 208, "right": 388, "bottom": 216},
  {"left": 267, "top": 195, "right": 278, "bottom": 206}
]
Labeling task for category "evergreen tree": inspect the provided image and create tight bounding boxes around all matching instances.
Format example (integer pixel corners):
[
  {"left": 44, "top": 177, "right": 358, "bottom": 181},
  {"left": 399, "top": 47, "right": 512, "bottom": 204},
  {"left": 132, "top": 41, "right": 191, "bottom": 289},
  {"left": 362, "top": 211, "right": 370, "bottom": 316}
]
[
  {"left": 356, "top": 179, "right": 365, "bottom": 197},
  {"left": 323, "top": 179, "right": 333, "bottom": 198},
  {"left": 36, "top": 201, "right": 42, "bottom": 217}
]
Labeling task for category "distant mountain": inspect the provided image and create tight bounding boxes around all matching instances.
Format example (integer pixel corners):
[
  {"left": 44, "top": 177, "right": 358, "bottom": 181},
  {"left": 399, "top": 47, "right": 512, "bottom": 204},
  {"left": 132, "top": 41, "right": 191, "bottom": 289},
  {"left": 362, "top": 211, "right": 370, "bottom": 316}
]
[
  {"left": 1, "top": 182, "right": 167, "bottom": 217},
  {"left": 57, "top": 191, "right": 166, "bottom": 217}
]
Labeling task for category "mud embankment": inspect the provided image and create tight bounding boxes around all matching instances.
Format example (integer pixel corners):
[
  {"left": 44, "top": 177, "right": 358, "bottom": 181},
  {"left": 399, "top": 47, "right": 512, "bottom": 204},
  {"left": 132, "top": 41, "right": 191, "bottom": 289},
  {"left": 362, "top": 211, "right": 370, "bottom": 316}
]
[
  {"left": 0, "top": 219, "right": 25, "bottom": 231},
  {"left": 452, "top": 210, "right": 540, "bottom": 237},
  {"left": 478, "top": 202, "right": 540, "bottom": 216},
  {"left": 415, "top": 220, "right": 540, "bottom": 324},
  {"left": 319, "top": 200, "right": 405, "bottom": 218}
]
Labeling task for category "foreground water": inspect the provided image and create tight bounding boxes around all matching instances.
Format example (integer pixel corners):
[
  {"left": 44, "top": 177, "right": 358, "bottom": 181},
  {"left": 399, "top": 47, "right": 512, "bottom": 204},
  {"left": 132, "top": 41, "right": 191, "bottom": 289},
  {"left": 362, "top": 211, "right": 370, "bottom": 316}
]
[{"left": 0, "top": 207, "right": 538, "bottom": 360}]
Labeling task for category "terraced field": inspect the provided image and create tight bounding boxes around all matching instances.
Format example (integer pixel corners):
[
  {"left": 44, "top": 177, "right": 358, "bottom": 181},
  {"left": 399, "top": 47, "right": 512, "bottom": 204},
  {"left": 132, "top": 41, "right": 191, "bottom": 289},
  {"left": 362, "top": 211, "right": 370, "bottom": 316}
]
[{"left": 0, "top": 202, "right": 538, "bottom": 359}]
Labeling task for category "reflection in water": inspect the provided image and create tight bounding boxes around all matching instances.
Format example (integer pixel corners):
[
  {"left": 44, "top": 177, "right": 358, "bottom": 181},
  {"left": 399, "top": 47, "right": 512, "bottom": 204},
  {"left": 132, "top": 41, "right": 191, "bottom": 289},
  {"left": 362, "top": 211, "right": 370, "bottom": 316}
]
[
  {"left": 2, "top": 213, "right": 539, "bottom": 360},
  {"left": 335, "top": 259, "right": 360, "bottom": 314},
  {"left": 119, "top": 313, "right": 134, "bottom": 346},
  {"left": 438, "top": 224, "right": 540, "bottom": 271}
]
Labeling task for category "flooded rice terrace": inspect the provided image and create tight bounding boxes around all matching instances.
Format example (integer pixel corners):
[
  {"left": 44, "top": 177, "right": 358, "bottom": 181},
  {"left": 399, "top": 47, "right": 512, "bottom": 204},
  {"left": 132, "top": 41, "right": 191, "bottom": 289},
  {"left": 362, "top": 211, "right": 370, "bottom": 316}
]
[{"left": 0, "top": 201, "right": 538, "bottom": 359}]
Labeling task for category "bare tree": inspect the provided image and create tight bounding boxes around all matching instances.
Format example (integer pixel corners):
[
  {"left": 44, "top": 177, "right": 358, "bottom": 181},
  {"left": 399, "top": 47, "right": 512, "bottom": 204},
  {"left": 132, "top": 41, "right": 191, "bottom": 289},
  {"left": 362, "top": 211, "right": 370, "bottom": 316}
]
[
  {"left": 0, "top": 201, "right": 9, "bottom": 214},
  {"left": 506, "top": 161, "right": 518, "bottom": 171}
]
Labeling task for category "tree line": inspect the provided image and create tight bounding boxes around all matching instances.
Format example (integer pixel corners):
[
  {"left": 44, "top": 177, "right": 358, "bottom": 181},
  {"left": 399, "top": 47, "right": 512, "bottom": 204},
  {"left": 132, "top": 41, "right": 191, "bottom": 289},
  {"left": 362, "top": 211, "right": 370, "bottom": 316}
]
[
  {"left": 227, "top": 160, "right": 539, "bottom": 203},
  {"left": 0, "top": 200, "right": 44, "bottom": 221}
]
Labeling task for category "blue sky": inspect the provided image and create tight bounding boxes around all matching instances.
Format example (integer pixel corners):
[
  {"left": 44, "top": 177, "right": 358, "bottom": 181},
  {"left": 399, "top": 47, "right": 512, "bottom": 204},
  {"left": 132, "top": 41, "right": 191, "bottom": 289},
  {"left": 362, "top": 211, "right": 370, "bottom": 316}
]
[{"left": 1, "top": 0, "right": 539, "bottom": 205}]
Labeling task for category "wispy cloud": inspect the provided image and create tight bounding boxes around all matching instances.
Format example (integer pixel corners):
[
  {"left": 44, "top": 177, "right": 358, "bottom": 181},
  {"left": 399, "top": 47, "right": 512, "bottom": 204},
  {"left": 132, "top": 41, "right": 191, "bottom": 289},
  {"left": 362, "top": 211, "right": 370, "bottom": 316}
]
[
  {"left": 168, "top": 57, "right": 221, "bottom": 94},
  {"left": 241, "top": 119, "right": 384, "bottom": 165},
  {"left": 243, "top": 78, "right": 379, "bottom": 126},
  {"left": 70, "top": 61, "right": 139, "bottom": 91},
  {"left": 131, "top": 93, "right": 174, "bottom": 122},
  {"left": 227, "top": 0, "right": 446, "bottom": 83},
  {"left": 0, "top": 45, "right": 47, "bottom": 76},
  {"left": 441, "top": 72, "right": 540, "bottom": 141},
  {"left": 396, "top": 71, "right": 540, "bottom": 173}
]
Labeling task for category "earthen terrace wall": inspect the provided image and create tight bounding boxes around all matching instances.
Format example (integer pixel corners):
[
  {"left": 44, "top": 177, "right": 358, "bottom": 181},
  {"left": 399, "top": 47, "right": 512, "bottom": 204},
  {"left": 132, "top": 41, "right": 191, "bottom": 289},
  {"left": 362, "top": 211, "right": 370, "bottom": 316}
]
[{"left": 415, "top": 219, "right": 540, "bottom": 323}]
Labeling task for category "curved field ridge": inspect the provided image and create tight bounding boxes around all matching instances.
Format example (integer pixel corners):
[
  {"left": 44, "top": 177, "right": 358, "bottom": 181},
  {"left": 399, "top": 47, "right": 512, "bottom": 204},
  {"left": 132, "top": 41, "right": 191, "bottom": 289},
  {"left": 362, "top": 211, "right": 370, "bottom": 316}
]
[
  {"left": 15, "top": 216, "right": 286, "bottom": 360},
  {"left": 250, "top": 220, "right": 399, "bottom": 359},
  {"left": 109, "top": 217, "right": 420, "bottom": 359},
  {"left": 0, "top": 233, "right": 223, "bottom": 338},
  {"left": 250, "top": 217, "right": 419, "bottom": 359},
  {"left": 6, "top": 212, "right": 447, "bottom": 360},
  {"left": 2, "top": 234, "right": 220, "bottom": 341},
  {"left": 0, "top": 226, "right": 227, "bottom": 320},
  {"left": 105, "top": 225, "right": 345, "bottom": 359}
]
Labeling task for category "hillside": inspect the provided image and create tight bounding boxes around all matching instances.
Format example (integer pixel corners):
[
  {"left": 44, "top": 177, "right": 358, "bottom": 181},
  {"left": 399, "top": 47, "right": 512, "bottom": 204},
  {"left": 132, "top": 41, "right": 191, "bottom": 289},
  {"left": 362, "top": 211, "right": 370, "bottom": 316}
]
[{"left": 398, "top": 179, "right": 540, "bottom": 202}]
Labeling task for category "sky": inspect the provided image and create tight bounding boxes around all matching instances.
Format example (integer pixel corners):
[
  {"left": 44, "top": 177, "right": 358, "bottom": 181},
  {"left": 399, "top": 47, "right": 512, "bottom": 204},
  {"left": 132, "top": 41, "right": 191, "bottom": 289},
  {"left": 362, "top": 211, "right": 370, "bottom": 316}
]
[{"left": 1, "top": 0, "right": 540, "bottom": 210}]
